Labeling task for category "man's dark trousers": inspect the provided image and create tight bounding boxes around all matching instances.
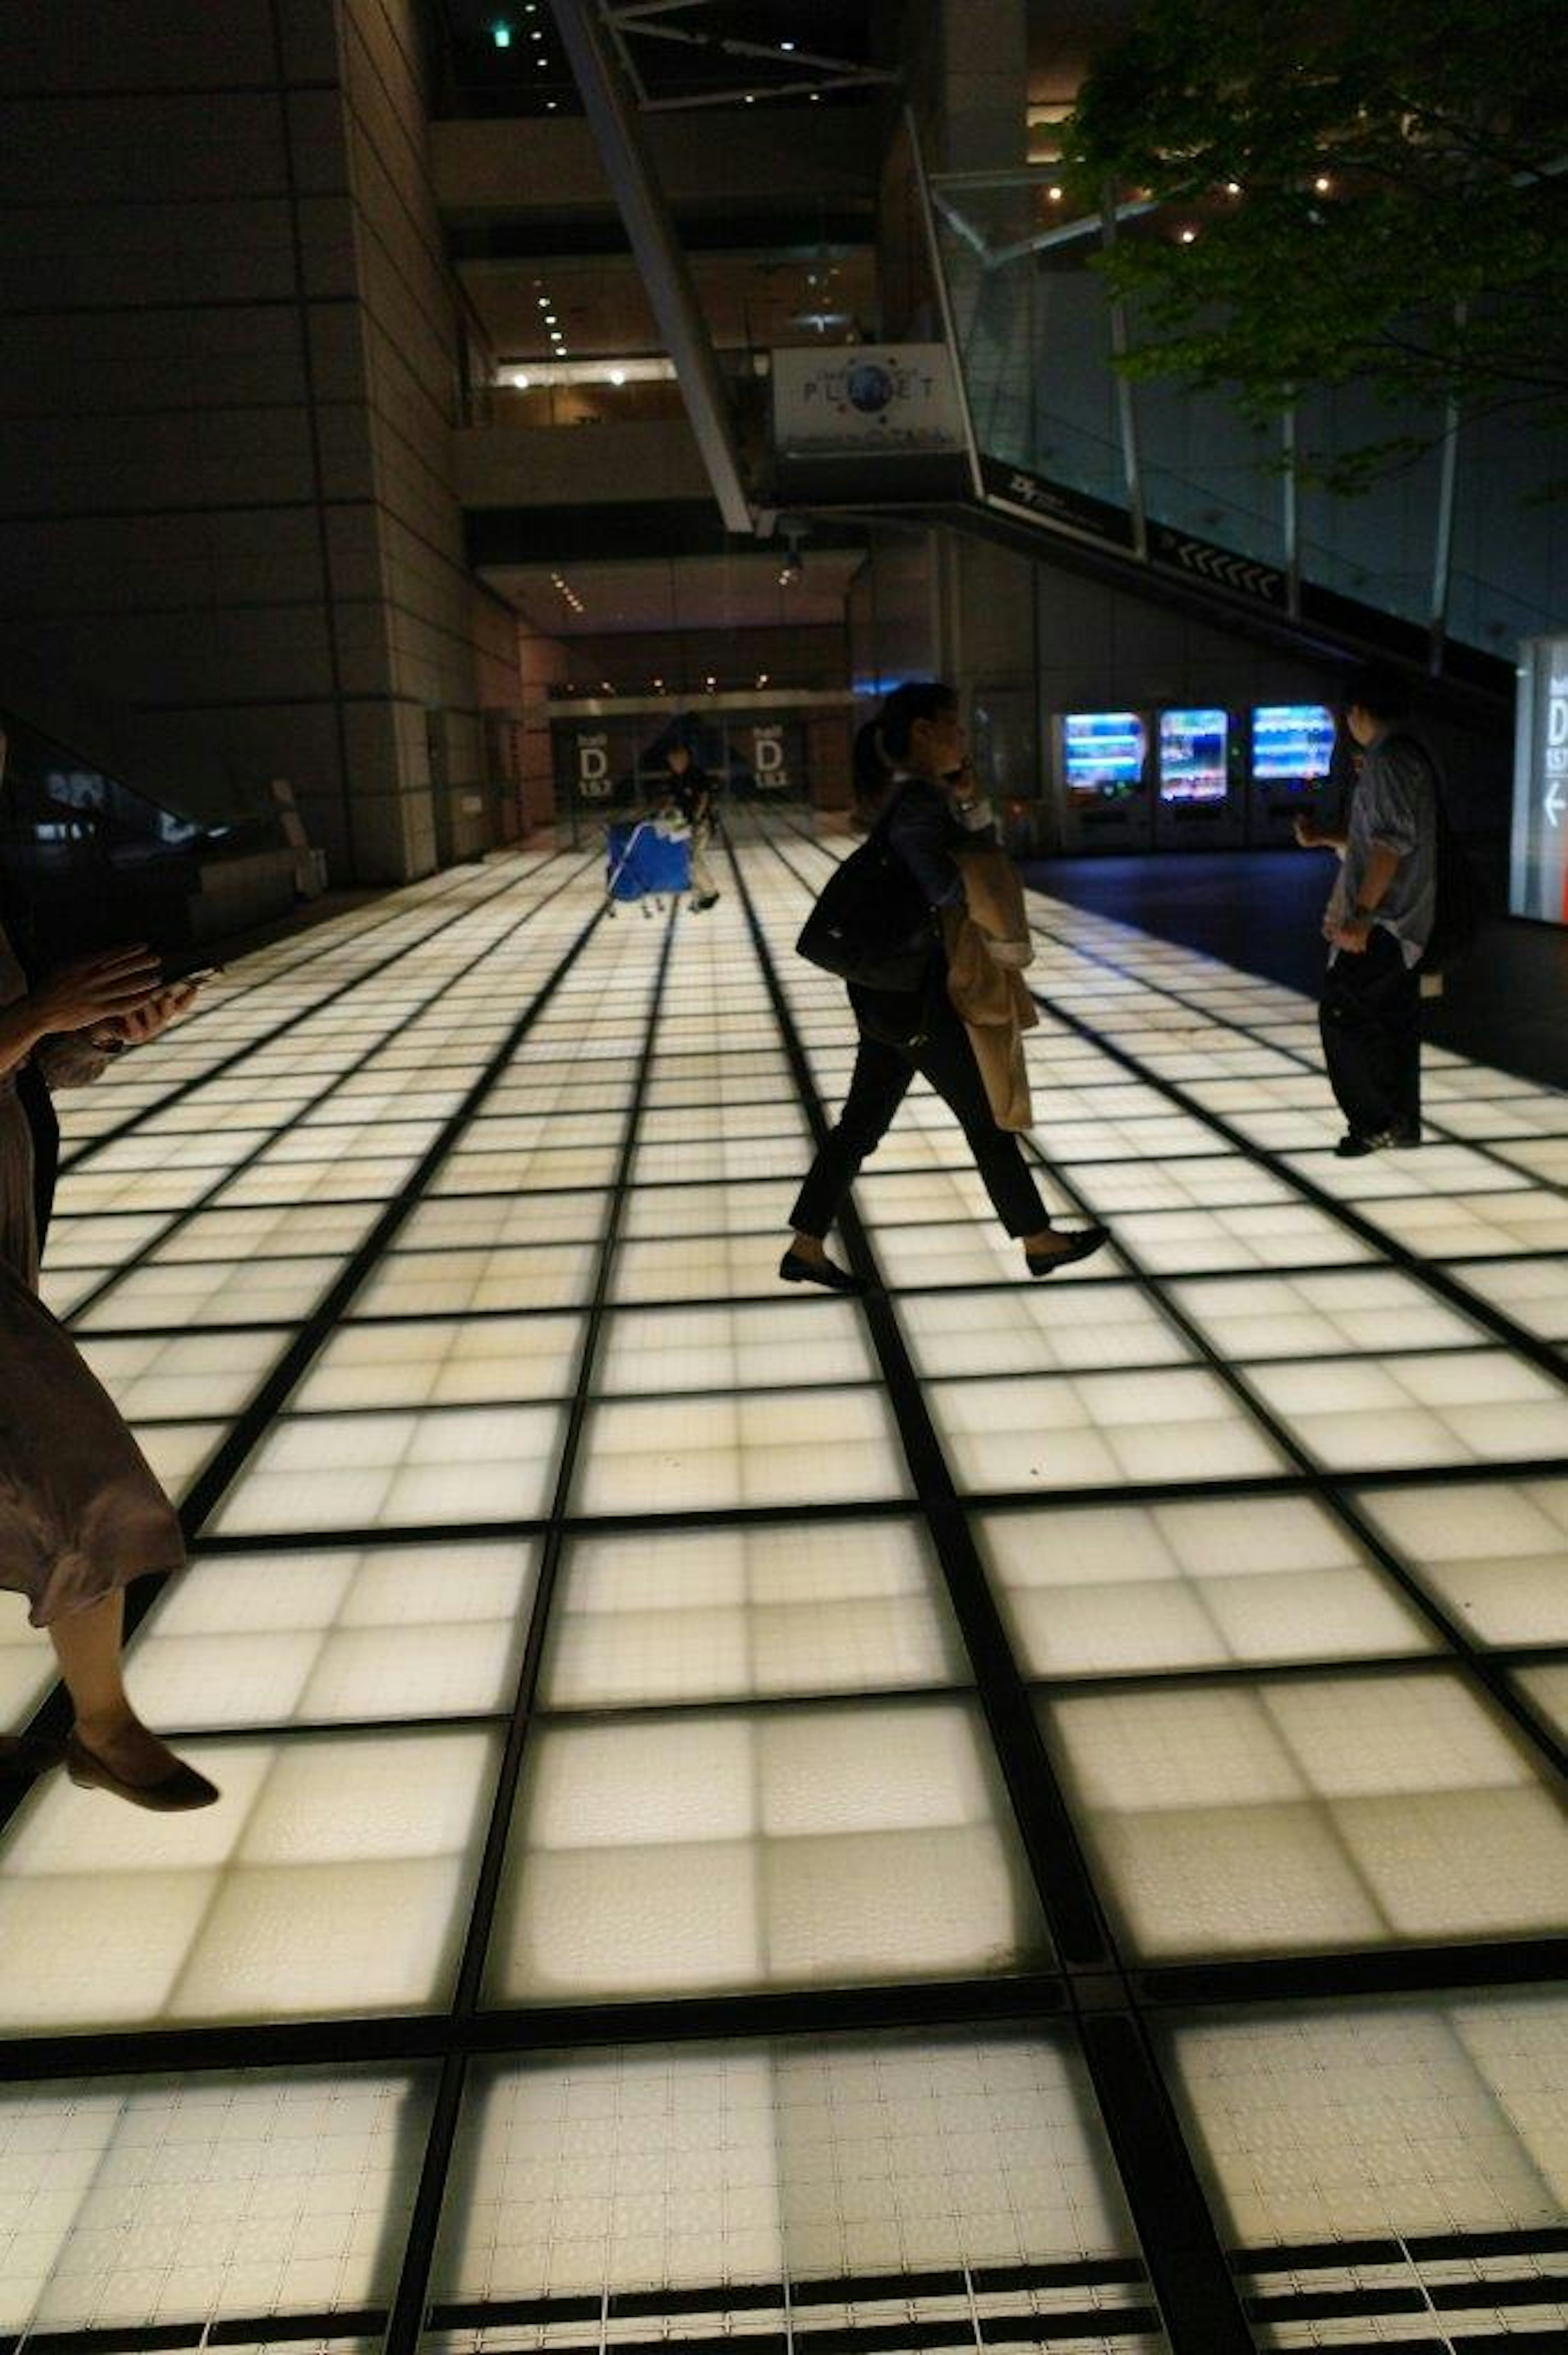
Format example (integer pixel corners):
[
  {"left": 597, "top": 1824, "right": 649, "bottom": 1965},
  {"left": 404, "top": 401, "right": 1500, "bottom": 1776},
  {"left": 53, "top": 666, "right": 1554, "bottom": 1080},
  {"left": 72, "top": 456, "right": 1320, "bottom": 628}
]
[
  {"left": 1319, "top": 926, "right": 1422, "bottom": 1139},
  {"left": 791, "top": 998, "right": 1048, "bottom": 1238}
]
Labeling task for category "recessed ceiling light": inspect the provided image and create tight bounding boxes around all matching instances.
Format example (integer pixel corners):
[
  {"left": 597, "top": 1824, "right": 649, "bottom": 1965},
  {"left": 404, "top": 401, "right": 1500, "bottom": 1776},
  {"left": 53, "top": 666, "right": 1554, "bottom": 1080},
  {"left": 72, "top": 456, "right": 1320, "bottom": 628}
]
[
  {"left": 1047, "top": 184, "right": 1063, "bottom": 201},
  {"left": 780, "top": 40, "right": 795, "bottom": 51},
  {"left": 512, "top": 371, "right": 530, "bottom": 388},
  {"left": 492, "top": 22, "right": 512, "bottom": 50},
  {"left": 809, "top": 91, "right": 820, "bottom": 102},
  {"left": 609, "top": 369, "right": 626, "bottom": 386},
  {"left": 537, "top": 297, "right": 549, "bottom": 309},
  {"left": 1178, "top": 226, "right": 1198, "bottom": 243}
]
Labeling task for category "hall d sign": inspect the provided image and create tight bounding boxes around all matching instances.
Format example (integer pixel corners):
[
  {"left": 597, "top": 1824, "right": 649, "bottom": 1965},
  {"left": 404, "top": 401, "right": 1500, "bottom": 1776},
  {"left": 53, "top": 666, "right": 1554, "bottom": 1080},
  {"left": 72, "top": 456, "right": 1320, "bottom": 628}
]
[
  {"left": 771, "top": 346, "right": 964, "bottom": 454},
  {"left": 1511, "top": 635, "right": 1568, "bottom": 925}
]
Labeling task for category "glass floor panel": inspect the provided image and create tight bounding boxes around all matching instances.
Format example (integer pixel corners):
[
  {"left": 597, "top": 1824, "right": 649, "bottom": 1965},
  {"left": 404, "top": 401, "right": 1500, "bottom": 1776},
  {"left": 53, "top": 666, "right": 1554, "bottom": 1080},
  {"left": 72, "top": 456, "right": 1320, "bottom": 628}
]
[
  {"left": 1040, "top": 1669, "right": 1568, "bottom": 1959},
  {"left": 541, "top": 1517, "right": 966, "bottom": 1707},
  {"left": 487, "top": 1697, "right": 1049, "bottom": 2001}
]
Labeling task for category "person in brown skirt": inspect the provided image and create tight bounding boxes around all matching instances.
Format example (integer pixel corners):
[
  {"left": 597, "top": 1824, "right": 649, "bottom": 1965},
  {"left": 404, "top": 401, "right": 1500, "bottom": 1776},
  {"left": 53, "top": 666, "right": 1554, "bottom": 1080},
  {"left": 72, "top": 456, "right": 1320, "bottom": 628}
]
[{"left": 0, "top": 912, "right": 218, "bottom": 1811}]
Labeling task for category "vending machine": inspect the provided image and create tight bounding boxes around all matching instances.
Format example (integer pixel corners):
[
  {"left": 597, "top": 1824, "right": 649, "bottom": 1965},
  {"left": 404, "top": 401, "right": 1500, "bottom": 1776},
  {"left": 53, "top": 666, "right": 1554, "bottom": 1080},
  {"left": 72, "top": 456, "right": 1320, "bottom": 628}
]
[
  {"left": 1056, "top": 710, "right": 1152, "bottom": 852},
  {"left": 1154, "top": 707, "right": 1243, "bottom": 848},
  {"left": 1247, "top": 703, "right": 1337, "bottom": 845}
]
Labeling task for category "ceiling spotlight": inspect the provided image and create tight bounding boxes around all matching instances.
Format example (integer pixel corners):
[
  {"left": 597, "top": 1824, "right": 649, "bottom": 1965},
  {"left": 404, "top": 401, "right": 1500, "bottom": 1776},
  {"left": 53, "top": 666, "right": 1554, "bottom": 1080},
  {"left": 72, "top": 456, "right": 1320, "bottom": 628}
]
[
  {"left": 809, "top": 91, "right": 820, "bottom": 101},
  {"left": 757, "top": 672, "right": 770, "bottom": 686},
  {"left": 1178, "top": 226, "right": 1198, "bottom": 244},
  {"left": 1047, "top": 184, "right": 1063, "bottom": 202},
  {"left": 1225, "top": 180, "right": 1242, "bottom": 196},
  {"left": 1314, "top": 173, "right": 1332, "bottom": 193},
  {"left": 780, "top": 39, "right": 795, "bottom": 51},
  {"left": 744, "top": 92, "right": 756, "bottom": 104},
  {"left": 537, "top": 297, "right": 549, "bottom": 309},
  {"left": 492, "top": 21, "right": 512, "bottom": 49},
  {"left": 546, "top": 99, "right": 557, "bottom": 109},
  {"left": 609, "top": 369, "right": 626, "bottom": 386},
  {"left": 530, "top": 25, "right": 543, "bottom": 37},
  {"left": 512, "top": 371, "right": 530, "bottom": 388},
  {"left": 544, "top": 311, "right": 557, "bottom": 323}
]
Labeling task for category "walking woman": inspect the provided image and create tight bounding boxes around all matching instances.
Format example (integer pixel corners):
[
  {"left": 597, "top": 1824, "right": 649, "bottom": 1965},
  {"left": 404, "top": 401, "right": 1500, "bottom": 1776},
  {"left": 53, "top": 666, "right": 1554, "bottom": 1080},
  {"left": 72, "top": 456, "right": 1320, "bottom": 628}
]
[
  {"left": 0, "top": 810, "right": 217, "bottom": 1810},
  {"left": 782, "top": 680, "right": 1111, "bottom": 1291}
]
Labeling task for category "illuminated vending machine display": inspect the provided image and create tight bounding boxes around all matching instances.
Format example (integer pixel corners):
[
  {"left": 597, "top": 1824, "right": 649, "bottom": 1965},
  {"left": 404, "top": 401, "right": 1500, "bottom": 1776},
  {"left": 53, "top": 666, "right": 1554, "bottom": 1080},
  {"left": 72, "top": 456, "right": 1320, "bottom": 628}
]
[
  {"left": 1058, "top": 710, "right": 1151, "bottom": 850},
  {"left": 1248, "top": 702, "right": 1336, "bottom": 845},
  {"left": 1154, "top": 707, "right": 1241, "bottom": 847}
]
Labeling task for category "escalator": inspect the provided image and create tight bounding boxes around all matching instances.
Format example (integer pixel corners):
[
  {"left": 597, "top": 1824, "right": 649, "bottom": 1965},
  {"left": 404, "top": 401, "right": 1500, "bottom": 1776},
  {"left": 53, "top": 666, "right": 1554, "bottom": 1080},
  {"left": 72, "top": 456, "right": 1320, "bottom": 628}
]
[{"left": 0, "top": 709, "right": 304, "bottom": 974}]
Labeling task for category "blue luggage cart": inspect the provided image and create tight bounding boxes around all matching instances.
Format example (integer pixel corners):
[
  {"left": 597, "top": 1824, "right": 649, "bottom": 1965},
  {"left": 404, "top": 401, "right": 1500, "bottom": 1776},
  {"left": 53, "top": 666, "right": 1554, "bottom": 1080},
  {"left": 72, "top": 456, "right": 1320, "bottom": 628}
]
[{"left": 605, "top": 816, "right": 690, "bottom": 916}]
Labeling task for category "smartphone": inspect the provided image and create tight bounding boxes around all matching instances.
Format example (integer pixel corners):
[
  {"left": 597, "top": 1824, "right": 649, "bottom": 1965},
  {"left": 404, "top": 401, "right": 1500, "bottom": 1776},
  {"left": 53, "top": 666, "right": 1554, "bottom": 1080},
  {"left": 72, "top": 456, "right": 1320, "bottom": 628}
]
[{"left": 169, "top": 963, "right": 225, "bottom": 986}]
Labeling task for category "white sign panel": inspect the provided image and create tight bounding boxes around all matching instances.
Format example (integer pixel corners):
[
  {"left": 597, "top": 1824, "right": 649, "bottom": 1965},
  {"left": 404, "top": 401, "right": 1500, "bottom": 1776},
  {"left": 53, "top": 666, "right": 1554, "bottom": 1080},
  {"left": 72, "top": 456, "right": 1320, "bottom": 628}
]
[
  {"left": 1510, "top": 635, "right": 1568, "bottom": 925},
  {"left": 771, "top": 345, "right": 963, "bottom": 455},
  {"left": 576, "top": 731, "right": 611, "bottom": 800}
]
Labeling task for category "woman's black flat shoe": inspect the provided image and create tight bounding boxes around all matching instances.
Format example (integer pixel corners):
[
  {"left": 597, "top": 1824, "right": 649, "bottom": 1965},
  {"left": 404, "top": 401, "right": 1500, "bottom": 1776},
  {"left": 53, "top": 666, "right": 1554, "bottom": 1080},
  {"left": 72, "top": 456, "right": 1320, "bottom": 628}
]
[
  {"left": 1025, "top": 1224, "right": 1111, "bottom": 1278},
  {"left": 65, "top": 1733, "right": 220, "bottom": 1813},
  {"left": 779, "top": 1249, "right": 869, "bottom": 1294}
]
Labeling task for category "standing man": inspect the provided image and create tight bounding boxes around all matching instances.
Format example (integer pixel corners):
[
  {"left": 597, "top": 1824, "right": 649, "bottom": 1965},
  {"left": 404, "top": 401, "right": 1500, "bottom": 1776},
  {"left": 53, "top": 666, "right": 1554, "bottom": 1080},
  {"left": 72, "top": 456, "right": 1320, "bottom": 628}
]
[
  {"left": 1295, "top": 664, "right": 1437, "bottom": 1157},
  {"left": 664, "top": 741, "right": 720, "bottom": 912}
]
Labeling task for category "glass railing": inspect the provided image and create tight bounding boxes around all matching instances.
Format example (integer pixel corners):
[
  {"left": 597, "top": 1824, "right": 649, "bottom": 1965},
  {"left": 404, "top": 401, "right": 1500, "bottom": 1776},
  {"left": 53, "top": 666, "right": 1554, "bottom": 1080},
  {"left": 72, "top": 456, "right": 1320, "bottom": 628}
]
[{"left": 924, "top": 164, "right": 1563, "bottom": 663}]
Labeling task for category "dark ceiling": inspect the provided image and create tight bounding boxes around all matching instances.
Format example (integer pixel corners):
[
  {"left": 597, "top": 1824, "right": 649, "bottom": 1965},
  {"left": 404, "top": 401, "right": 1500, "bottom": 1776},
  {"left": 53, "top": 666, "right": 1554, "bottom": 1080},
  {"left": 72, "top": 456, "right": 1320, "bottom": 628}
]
[{"left": 429, "top": 1, "right": 884, "bottom": 118}]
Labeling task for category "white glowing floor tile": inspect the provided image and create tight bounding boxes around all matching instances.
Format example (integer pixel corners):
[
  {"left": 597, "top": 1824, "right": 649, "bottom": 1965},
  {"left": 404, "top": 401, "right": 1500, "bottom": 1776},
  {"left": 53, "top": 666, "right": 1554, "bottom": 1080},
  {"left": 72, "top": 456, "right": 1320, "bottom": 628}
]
[
  {"left": 596, "top": 1298, "right": 876, "bottom": 1395},
  {"left": 1514, "top": 1662, "right": 1568, "bottom": 1742},
  {"left": 53, "top": 1165, "right": 224, "bottom": 1216},
  {"left": 900, "top": 1282, "right": 1192, "bottom": 1378},
  {"left": 0, "top": 1594, "right": 54, "bottom": 1734},
  {"left": 132, "top": 1420, "right": 225, "bottom": 1501},
  {"left": 1067, "top": 1157, "right": 1292, "bottom": 1215},
  {"left": 126, "top": 1541, "right": 539, "bottom": 1726},
  {"left": 76, "top": 1329, "right": 284, "bottom": 1421},
  {"left": 428, "top": 1140, "right": 621, "bottom": 1194},
  {"left": 349, "top": 1242, "right": 597, "bottom": 1317},
  {"left": 488, "top": 1698, "right": 1046, "bottom": 2000},
  {"left": 633, "top": 1132, "right": 810, "bottom": 1184},
  {"left": 1366, "top": 1189, "right": 1568, "bottom": 1257},
  {"left": 0, "top": 2067, "right": 433, "bottom": 2340},
  {"left": 155, "top": 1200, "right": 383, "bottom": 1260},
  {"left": 542, "top": 1518, "right": 964, "bottom": 1707},
  {"left": 572, "top": 1387, "right": 911, "bottom": 1514},
  {"left": 1164, "top": 1993, "right": 1568, "bottom": 2249},
  {"left": 398, "top": 1192, "right": 605, "bottom": 1249},
  {"left": 292, "top": 1314, "right": 583, "bottom": 1409},
  {"left": 980, "top": 1495, "right": 1433, "bottom": 1677},
  {"left": 37, "top": 1263, "right": 113, "bottom": 1320},
  {"left": 0, "top": 1728, "right": 499, "bottom": 2027},
  {"left": 1245, "top": 1349, "right": 1568, "bottom": 1470},
  {"left": 72, "top": 1256, "right": 336, "bottom": 1331},
  {"left": 1353, "top": 1479, "right": 1568, "bottom": 1645},
  {"left": 1172, "top": 1268, "right": 1485, "bottom": 1359},
  {"left": 870, "top": 1220, "right": 1123, "bottom": 1291},
  {"left": 209, "top": 1404, "right": 564, "bottom": 1533},
  {"left": 37, "top": 1211, "right": 169, "bottom": 1268},
  {"left": 1448, "top": 1253, "right": 1568, "bottom": 1342},
  {"left": 216, "top": 1153, "right": 423, "bottom": 1205},
  {"left": 1112, "top": 1204, "right": 1374, "bottom": 1274},
  {"left": 930, "top": 1369, "right": 1283, "bottom": 1493},
  {"left": 610, "top": 1232, "right": 801, "bottom": 1302},
  {"left": 433, "top": 2028, "right": 1147, "bottom": 2308},
  {"left": 620, "top": 1178, "right": 783, "bottom": 1239},
  {"left": 1042, "top": 1670, "right": 1568, "bottom": 1958}
]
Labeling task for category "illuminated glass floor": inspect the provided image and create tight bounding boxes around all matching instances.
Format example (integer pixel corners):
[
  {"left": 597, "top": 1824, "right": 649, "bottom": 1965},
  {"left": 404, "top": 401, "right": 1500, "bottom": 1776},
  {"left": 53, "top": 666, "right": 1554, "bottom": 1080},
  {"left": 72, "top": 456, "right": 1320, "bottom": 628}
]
[{"left": 0, "top": 833, "right": 1564, "bottom": 2355}]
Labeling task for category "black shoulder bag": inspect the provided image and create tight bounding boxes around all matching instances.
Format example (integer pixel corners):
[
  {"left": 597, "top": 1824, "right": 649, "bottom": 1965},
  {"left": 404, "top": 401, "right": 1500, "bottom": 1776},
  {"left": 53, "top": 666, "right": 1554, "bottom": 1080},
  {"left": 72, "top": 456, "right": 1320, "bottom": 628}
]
[{"left": 795, "top": 786, "right": 936, "bottom": 992}]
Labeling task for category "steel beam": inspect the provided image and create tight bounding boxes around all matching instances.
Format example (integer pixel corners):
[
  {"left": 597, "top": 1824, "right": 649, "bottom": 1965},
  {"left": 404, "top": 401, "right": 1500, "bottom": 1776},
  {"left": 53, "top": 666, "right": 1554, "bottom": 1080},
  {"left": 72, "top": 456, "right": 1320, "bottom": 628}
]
[{"left": 551, "top": 0, "right": 756, "bottom": 535}]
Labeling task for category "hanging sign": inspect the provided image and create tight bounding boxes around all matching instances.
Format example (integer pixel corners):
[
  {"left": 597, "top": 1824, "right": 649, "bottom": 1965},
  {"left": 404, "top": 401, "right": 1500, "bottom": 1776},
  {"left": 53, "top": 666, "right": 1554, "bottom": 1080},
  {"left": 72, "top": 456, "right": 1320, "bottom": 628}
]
[{"left": 772, "top": 345, "right": 964, "bottom": 454}]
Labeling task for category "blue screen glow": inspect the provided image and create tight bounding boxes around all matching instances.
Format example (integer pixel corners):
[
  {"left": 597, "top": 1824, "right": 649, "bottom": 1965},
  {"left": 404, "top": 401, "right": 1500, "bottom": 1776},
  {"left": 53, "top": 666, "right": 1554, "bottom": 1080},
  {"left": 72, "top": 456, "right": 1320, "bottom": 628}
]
[
  {"left": 1253, "top": 703, "right": 1336, "bottom": 784},
  {"left": 1063, "top": 711, "right": 1146, "bottom": 797}
]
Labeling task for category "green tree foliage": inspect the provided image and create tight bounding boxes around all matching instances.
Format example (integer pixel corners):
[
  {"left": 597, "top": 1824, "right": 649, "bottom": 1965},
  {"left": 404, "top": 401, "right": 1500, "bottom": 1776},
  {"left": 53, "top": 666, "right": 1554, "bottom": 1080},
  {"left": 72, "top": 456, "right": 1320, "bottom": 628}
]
[{"left": 1061, "top": 0, "right": 1568, "bottom": 489}]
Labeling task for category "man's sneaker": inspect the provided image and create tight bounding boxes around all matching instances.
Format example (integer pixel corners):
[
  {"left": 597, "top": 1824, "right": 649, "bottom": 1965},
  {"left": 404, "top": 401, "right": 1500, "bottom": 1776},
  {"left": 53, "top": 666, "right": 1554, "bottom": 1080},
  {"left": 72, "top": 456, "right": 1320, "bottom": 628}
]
[
  {"left": 1388, "top": 1121, "right": 1422, "bottom": 1148},
  {"left": 1334, "top": 1131, "right": 1387, "bottom": 1158}
]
